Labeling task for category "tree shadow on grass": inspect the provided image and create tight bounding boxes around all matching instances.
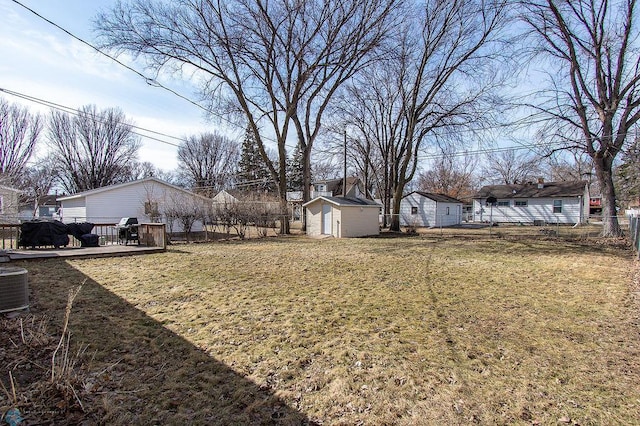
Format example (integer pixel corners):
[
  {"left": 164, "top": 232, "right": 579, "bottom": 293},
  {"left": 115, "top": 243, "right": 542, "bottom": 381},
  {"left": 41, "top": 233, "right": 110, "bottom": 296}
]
[{"left": 13, "top": 258, "right": 314, "bottom": 425}]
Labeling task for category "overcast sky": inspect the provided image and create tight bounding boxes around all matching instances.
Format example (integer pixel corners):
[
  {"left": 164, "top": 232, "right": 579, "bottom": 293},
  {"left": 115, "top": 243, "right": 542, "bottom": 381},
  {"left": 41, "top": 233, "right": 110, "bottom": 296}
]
[{"left": 0, "top": 0, "right": 230, "bottom": 171}]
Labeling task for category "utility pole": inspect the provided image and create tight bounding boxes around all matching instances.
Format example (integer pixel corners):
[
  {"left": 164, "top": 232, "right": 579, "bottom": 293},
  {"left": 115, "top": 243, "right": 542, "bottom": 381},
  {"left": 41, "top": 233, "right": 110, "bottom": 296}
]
[{"left": 343, "top": 128, "right": 347, "bottom": 197}]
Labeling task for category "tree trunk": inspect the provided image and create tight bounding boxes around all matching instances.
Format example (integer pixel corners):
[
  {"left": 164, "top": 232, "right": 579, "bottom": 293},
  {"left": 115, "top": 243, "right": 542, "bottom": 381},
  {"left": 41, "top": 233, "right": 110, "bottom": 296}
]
[
  {"left": 390, "top": 184, "right": 404, "bottom": 232},
  {"left": 593, "top": 157, "right": 622, "bottom": 237},
  {"left": 301, "top": 146, "right": 312, "bottom": 232}
]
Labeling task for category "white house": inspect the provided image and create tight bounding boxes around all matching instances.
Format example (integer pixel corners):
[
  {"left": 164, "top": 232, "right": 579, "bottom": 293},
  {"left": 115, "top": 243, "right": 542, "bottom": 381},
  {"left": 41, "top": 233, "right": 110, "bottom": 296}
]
[
  {"left": 400, "top": 192, "right": 463, "bottom": 228},
  {"left": 0, "top": 185, "right": 21, "bottom": 223},
  {"left": 57, "top": 177, "right": 212, "bottom": 232},
  {"left": 303, "top": 196, "right": 381, "bottom": 238},
  {"left": 472, "top": 180, "right": 590, "bottom": 225}
]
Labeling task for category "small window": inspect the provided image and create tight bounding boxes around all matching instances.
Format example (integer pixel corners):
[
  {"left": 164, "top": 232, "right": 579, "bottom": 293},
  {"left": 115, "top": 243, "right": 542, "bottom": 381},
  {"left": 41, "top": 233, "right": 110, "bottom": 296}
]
[
  {"left": 497, "top": 201, "right": 509, "bottom": 207},
  {"left": 411, "top": 206, "right": 418, "bottom": 215},
  {"left": 553, "top": 199, "right": 562, "bottom": 213},
  {"left": 446, "top": 206, "right": 450, "bottom": 215},
  {"left": 514, "top": 200, "right": 528, "bottom": 207}
]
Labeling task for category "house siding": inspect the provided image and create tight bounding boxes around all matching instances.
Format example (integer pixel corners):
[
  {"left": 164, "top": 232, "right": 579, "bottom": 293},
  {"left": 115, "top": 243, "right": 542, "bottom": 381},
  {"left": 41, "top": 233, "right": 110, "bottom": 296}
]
[
  {"left": 305, "top": 199, "right": 379, "bottom": 238},
  {"left": 339, "top": 206, "right": 379, "bottom": 237},
  {"left": 305, "top": 202, "right": 323, "bottom": 236},
  {"left": 472, "top": 196, "right": 584, "bottom": 224},
  {"left": 60, "top": 180, "right": 208, "bottom": 232},
  {"left": 0, "top": 188, "right": 20, "bottom": 223},
  {"left": 61, "top": 198, "right": 87, "bottom": 222},
  {"left": 400, "top": 193, "right": 462, "bottom": 227}
]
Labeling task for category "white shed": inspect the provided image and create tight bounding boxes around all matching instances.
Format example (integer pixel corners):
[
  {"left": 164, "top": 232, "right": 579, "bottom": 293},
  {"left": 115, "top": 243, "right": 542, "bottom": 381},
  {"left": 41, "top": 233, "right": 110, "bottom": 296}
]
[
  {"left": 57, "top": 177, "right": 212, "bottom": 232},
  {"left": 303, "top": 196, "right": 381, "bottom": 238},
  {"left": 400, "top": 192, "right": 463, "bottom": 228}
]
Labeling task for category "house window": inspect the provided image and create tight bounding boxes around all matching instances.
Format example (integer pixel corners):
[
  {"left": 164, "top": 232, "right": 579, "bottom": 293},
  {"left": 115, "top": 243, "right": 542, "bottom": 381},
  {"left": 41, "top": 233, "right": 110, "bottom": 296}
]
[
  {"left": 411, "top": 206, "right": 418, "bottom": 215},
  {"left": 514, "top": 200, "right": 528, "bottom": 207},
  {"left": 553, "top": 199, "right": 562, "bottom": 213},
  {"left": 497, "top": 201, "right": 510, "bottom": 207},
  {"left": 446, "top": 206, "right": 450, "bottom": 215}
]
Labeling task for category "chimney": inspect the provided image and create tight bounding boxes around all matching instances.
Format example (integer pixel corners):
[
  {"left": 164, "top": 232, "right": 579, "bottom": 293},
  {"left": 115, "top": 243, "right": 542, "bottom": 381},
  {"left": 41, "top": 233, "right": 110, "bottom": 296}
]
[{"left": 537, "top": 177, "right": 544, "bottom": 189}]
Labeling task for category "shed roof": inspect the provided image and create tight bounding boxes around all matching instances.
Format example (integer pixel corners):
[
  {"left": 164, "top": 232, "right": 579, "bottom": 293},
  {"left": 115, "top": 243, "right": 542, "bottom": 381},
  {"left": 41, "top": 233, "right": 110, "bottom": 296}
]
[
  {"left": 409, "top": 191, "right": 463, "bottom": 204},
  {"left": 303, "top": 196, "right": 381, "bottom": 208},
  {"left": 474, "top": 181, "right": 588, "bottom": 199}
]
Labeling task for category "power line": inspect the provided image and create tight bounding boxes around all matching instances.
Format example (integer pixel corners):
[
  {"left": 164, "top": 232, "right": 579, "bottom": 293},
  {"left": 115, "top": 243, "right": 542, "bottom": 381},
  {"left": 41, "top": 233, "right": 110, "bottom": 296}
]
[
  {"left": 10, "top": 0, "right": 209, "bottom": 115},
  {"left": 0, "top": 87, "right": 183, "bottom": 147},
  {"left": 9, "top": 0, "right": 290, "bottom": 148}
]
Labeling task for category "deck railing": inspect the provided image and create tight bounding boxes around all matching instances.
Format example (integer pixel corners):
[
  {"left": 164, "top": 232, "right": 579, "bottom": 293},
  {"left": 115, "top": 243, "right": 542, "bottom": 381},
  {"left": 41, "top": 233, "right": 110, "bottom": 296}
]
[{"left": 0, "top": 222, "right": 166, "bottom": 250}]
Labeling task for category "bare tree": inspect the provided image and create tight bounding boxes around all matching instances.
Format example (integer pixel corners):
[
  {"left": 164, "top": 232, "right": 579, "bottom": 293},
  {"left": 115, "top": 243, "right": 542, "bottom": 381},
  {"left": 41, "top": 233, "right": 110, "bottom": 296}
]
[
  {"left": 519, "top": 0, "right": 640, "bottom": 236},
  {"left": 418, "top": 153, "right": 479, "bottom": 200},
  {"left": 545, "top": 151, "right": 594, "bottom": 183},
  {"left": 96, "top": 0, "right": 398, "bottom": 233},
  {"left": 177, "top": 132, "right": 238, "bottom": 197},
  {"left": 16, "top": 158, "right": 59, "bottom": 218},
  {"left": 338, "top": 0, "right": 510, "bottom": 231},
  {"left": 0, "top": 98, "right": 41, "bottom": 181},
  {"left": 483, "top": 149, "right": 543, "bottom": 185},
  {"left": 48, "top": 105, "right": 141, "bottom": 193}
]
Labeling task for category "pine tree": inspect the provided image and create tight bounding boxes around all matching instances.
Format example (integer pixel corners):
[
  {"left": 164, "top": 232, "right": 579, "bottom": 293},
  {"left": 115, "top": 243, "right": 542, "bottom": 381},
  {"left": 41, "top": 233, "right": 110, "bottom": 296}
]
[
  {"left": 237, "top": 126, "right": 273, "bottom": 191},
  {"left": 287, "top": 143, "right": 304, "bottom": 191},
  {"left": 615, "top": 137, "right": 640, "bottom": 207}
]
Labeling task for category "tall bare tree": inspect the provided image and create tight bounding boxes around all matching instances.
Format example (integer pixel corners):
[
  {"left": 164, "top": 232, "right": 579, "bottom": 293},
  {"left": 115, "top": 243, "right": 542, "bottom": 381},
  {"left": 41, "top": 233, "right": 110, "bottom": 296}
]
[
  {"left": 0, "top": 98, "right": 41, "bottom": 181},
  {"left": 48, "top": 105, "right": 141, "bottom": 193},
  {"left": 483, "top": 148, "right": 543, "bottom": 185},
  {"left": 338, "top": 0, "right": 509, "bottom": 230},
  {"left": 177, "top": 132, "right": 238, "bottom": 197},
  {"left": 16, "top": 158, "right": 59, "bottom": 217},
  {"left": 95, "top": 0, "right": 398, "bottom": 233},
  {"left": 418, "top": 153, "right": 478, "bottom": 200},
  {"left": 520, "top": 0, "right": 640, "bottom": 236}
]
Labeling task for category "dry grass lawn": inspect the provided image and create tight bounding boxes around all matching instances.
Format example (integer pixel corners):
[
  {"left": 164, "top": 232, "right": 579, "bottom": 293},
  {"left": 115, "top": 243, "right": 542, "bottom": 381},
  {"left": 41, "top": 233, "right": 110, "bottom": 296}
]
[{"left": 2, "top": 230, "right": 640, "bottom": 425}]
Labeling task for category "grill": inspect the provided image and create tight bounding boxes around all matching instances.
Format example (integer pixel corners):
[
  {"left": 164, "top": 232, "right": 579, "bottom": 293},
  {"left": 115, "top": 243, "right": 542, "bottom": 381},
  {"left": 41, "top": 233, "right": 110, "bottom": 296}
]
[{"left": 117, "top": 217, "right": 139, "bottom": 245}]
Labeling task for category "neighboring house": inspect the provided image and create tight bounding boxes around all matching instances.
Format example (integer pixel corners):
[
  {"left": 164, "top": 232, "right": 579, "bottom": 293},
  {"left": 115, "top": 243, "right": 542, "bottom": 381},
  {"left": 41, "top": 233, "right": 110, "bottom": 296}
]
[
  {"left": 18, "top": 195, "right": 60, "bottom": 220},
  {"left": 288, "top": 177, "right": 370, "bottom": 221},
  {"left": 211, "top": 190, "right": 281, "bottom": 220},
  {"left": 472, "top": 180, "right": 590, "bottom": 225},
  {"left": 0, "top": 185, "right": 21, "bottom": 223},
  {"left": 303, "top": 196, "right": 381, "bottom": 238},
  {"left": 400, "top": 192, "right": 463, "bottom": 228},
  {"left": 57, "top": 177, "right": 212, "bottom": 233},
  {"left": 212, "top": 189, "right": 240, "bottom": 205},
  {"left": 310, "top": 177, "right": 367, "bottom": 199}
]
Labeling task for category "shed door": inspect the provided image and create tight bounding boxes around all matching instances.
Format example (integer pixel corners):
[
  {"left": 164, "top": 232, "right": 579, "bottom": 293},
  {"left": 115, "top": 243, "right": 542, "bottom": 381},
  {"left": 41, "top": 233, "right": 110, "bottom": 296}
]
[{"left": 322, "top": 204, "right": 332, "bottom": 234}]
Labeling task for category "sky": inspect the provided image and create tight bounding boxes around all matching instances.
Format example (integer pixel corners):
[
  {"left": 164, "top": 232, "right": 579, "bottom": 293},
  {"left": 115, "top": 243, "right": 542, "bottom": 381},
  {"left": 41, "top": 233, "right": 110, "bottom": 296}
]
[{"left": 0, "top": 0, "right": 228, "bottom": 171}]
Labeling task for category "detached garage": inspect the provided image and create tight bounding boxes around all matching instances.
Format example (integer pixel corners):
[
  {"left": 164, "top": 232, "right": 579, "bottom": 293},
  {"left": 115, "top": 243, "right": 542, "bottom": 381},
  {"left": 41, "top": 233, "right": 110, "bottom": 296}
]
[
  {"left": 400, "top": 192, "right": 463, "bottom": 228},
  {"left": 304, "top": 196, "right": 380, "bottom": 238}
]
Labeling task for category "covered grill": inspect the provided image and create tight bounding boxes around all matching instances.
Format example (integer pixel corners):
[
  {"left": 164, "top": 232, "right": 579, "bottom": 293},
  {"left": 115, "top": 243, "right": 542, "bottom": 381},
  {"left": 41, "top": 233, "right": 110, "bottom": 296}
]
[{"left": 116, "top": 217, "right": 139, "bottom": 245}]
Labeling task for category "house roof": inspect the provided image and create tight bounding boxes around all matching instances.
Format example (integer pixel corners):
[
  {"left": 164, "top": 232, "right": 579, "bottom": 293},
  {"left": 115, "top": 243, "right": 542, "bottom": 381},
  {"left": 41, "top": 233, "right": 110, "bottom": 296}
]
[
  {"left": 302, "top": 196, "right": 381, "bottom": 208},
  {"left": 410, "top": 191, "right": 463, "bottom": 204},
  {"left": 58, "top": 177, "right": 213, "bottom": 202},
  {"left": 313, "top": 177, "right": 363, "bottom": 196},
  {"left": 474, "top": 181, "right": 588, "bottom": 199}
]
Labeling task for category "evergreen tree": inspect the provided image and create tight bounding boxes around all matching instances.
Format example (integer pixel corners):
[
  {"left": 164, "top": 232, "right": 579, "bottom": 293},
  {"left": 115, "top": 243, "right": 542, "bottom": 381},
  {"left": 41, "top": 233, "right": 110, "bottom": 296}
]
[
  {"left": 287, "top": 143, "right": 304, "bottom": 191},
  {"left": 237, "top": 125, "right": 273, "bottom": 191},
  {"left": 615, "top": 137, "right": 640, "bottom": 207}
]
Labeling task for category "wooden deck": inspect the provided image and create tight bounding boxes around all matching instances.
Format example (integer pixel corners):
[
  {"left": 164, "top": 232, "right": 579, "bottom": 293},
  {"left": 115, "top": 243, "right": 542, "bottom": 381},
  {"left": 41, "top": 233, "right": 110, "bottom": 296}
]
[{"left": 1, "top": 244, "right": 166, "bottom": 262}]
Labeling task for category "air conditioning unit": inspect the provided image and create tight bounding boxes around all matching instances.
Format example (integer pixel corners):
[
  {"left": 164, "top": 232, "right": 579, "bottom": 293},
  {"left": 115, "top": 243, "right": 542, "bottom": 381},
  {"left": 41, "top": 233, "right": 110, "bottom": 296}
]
[{"left": 0, "top": 267, "right": 29, "bottom": 313}]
